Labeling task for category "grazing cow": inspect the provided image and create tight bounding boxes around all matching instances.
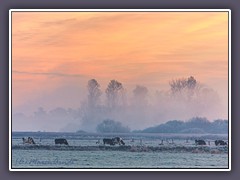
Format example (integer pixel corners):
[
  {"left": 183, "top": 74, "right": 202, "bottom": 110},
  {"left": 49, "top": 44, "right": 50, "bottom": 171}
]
[
  {"left": 103, "top": 137, "right": 125, "bottom": 146},
  {"left": 103, "top": 138, "right": 115, "bottom": 145},
  {"left": 55, "top": 138, "right": 69, "bottom": 145},
  {"left": 22, "top": 137, "right": 35, "bottom": 144},
  {"left": 120, "top": 138, "right": 125, "bottom": 145},
  {"left": 113, "top": 137, "right": 125, "bottom": 145},
  {"left": 215, "top": 140, "right": 227, "bottom": 146},
  {"left": 195, "top": 140, "right": 206, "bottom": 145}
]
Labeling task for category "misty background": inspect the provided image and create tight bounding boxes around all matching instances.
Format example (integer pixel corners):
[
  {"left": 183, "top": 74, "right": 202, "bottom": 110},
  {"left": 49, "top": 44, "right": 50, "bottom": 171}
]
[{"left": 12, "top": 76, "right": 228, "bottom": 132}]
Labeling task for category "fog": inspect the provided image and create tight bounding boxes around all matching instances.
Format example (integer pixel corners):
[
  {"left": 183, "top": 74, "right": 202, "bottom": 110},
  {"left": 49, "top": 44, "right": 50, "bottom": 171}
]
[{"left": 12, "top": 76, "right": 228, "bottom": 132}]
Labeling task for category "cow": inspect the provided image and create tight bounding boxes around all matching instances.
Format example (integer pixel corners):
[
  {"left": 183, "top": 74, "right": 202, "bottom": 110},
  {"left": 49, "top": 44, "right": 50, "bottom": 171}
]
[
  {"left": 195, "top": 139, "right": 206, "bottom": 145},
  {"left": 55, "top": 138, "right": 69, "bottom": 145},
  {"left": 103, "top": 137, "right": 125, "bottom": 146},
  {"left": 22, "top": 137, "right": 35, "bottom": 145},
  {"left": 215, "top": 140, "right": 227, "bottom": 146},
  {"left": 113, "top": 137, "right": 125, "bottom": 145},
  {"left": 103, "top": 138, "right": 115, "bottom": 145},
  {"left": 96, "top": 139, "right": 101, "bottom": 144}
]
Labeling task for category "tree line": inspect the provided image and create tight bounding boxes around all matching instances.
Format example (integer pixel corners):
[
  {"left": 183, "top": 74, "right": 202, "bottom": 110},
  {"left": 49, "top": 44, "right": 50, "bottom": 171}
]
[
  {"left": 13, "top": 76, "right": 225, "bottom": 132},
  {"left": 134, "top": 117, "right": 228, "bottom": 134}
]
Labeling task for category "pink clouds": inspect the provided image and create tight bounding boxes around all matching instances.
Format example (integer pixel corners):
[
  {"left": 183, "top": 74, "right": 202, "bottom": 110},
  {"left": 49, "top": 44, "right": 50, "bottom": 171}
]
[{"left": 11, "top": 11, "right": 229, "bottom": 118}]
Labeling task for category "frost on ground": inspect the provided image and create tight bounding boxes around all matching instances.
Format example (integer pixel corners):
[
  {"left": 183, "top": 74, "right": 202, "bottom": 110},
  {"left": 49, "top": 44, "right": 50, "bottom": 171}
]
[{"left": 12, "top": 144, "right": 228, "bottom": 154}]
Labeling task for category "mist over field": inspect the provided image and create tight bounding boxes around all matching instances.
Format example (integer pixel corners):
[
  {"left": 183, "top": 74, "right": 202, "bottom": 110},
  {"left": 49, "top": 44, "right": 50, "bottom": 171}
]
[{"left": 12, "top": 76, "right": 228, "bottom": 132}]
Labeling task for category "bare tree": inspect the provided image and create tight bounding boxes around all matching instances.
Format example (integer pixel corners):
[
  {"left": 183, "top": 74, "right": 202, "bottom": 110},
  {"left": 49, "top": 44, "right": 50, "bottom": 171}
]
[
  {"left": 186, "top": 76, "right": 197, "bottom": 89},
  {"left": 87, "top": 79, "right": 102, "bottom": 108},
  {"left": 34, "top": 107, "right": 47, "bottom": 119},
  {"left": 105, "top": 80, "right": 125, "bottom": 109},
  {"left": 169, "top": 76, "right": 199, "bottom": 100},
  {"left": 132, "top": 85, "right": 148, "bottom": 105}
]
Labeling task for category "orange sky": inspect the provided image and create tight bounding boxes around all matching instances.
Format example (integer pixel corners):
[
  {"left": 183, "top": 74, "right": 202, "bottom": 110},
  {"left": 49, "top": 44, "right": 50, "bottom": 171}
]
[{"left": 11, "top": 11, "right": 229, "bottom": 117}]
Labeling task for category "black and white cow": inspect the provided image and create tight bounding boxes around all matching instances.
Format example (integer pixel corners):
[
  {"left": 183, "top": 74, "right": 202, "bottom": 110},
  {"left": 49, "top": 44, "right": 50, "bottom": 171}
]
[
  {"left": 215, "top": 140, "right": 227, "bottom": 146},
  {"left": 55, "top": 138, "right": 69, "bottom": 145},
  {"left": 103, "top": 137, "right": 125, "bottom": 146},
  {"left": 22, "top": 137, "right": 36, "bottom": 144},
  {"left": 114, "top": 137, "right": 125, "bottom": 145},
  {"left": 195, "top": 139, "right": 206, "bottom": 145}
]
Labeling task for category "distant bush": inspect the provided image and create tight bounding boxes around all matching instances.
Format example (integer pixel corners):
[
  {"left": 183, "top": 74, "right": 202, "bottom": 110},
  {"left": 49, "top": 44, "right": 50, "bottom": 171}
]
[
  {"left": 76, "top": 130, "right": 87, "bottom": 133},
  {"left": 140, "top": 117, "right": 228, "bottom": 134},
  {"left": 96, "top": 119, "right": 130, "bottom": 133},
  {"left": 180, "top": 128, "right": 206, "bottom": 134}
]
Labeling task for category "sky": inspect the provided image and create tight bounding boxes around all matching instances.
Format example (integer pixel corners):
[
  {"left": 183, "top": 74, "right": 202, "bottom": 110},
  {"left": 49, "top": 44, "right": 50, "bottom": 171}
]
[{"left": 11, "top": 11, "right": 229, "bottom": 131}]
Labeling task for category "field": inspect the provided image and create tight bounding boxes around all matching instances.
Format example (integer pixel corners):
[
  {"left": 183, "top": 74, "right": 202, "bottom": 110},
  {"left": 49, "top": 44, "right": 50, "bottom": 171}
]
[{"left": 11, "top": 132, "right": 229, "bottom": 169}]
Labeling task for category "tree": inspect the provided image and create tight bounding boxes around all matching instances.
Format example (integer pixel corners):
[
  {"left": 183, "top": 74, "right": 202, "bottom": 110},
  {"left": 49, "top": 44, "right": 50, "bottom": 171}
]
[
  {"left": 132, "top": 85, "right": 148, "bottom": 105},
  {"left": 169, "top": 76, "right": 199, "bottom": 100},
  {"left": 105, "top": 80, "right": 125, "bottom": 109},
  {"left": 185, "top": 117, "right": 211, "bottom": 129},
  {"left": 138, "top": 117, "right": 228, "bottom": 134},
  {"left": 210, "top": 119, "right": 228, "bottom": 134},
  {"left": 34, "top": 107, "right": 47, "bottom": 119},
  {"left": 87, "top": 79, "right": 102, "bottom": 108},
  {"left": 96, "top": 119, "right": 130, "bottom": 133},
  {"left": 49, "top": 107, "right": 67, "bottom": 118}
]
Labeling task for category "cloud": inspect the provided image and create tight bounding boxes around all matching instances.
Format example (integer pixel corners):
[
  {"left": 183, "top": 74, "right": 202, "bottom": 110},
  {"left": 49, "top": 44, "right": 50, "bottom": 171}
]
[
  {"left": 12, "top": 70, "right": 85, "bottom": 78},
  {"left": 11, "top": 12, "right": 228, "bottom": 121},
  {"left": 41, "top": 18, "right": 77, "bottom": 26}
]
